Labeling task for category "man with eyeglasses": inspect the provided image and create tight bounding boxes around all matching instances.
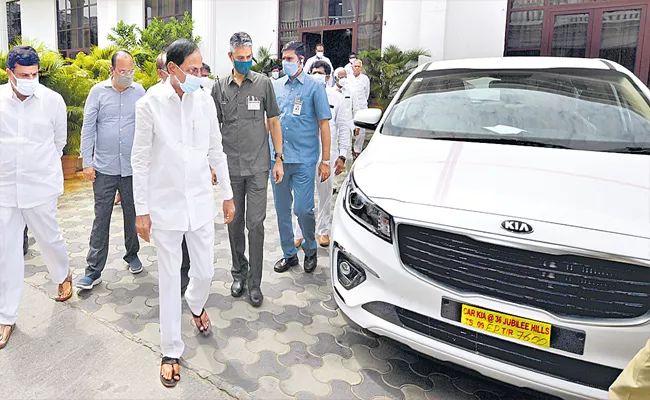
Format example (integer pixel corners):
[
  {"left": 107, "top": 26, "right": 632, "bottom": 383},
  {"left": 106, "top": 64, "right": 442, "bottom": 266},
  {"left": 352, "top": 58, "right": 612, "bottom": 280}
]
[{"left": 78, "top": 50, "right": 146, "bottom": 290}]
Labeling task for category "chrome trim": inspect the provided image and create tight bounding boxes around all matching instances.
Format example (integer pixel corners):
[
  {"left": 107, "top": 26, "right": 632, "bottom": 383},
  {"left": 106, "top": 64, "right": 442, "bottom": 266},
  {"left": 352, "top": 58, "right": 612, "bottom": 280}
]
[
  {"left": 391, "top": 218, "right": 650, "bottom": 327},
  {"left": 334, "top": 243, "right": 380, "bottom": 279}
]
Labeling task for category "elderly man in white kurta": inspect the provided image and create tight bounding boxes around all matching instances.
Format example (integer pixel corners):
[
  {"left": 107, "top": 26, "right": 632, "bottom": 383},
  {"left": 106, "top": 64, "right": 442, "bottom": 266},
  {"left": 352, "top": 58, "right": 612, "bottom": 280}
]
[
  {"left": 131, "top": 39, "right": 234, "bottom": 387},
  {"left": 350, "top": 59, "right": 371, "bottom": 159},
  {"left": 0, "top": 46, "right": 73, "bottom": 349}
]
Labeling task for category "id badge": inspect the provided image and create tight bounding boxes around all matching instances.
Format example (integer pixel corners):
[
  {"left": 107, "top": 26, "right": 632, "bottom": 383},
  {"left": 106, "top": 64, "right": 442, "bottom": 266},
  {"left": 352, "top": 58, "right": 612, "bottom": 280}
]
[
  {"left": 292, "top": 96, "right": 302, "bottom": 116},
  {"left": 247, "top": 96, "right": 261, "bottom": 111}
]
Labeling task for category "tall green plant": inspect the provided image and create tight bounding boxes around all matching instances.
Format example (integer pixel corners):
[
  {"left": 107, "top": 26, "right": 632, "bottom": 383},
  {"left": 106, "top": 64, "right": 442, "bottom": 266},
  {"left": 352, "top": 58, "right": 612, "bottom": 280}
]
[
  {"left": 251, "top": 46, "right": 281, "bottom": 74},
  {"left": 360, "top": 45, "right": 430, "bottom": 108}
]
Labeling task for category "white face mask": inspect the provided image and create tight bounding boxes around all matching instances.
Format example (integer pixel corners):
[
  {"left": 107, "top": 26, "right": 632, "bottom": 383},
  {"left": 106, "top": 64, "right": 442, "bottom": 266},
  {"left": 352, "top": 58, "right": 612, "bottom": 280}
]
[
  {"left": 312, "top": 73, "right": 327, "bottom": 85},
  {"left": 11, "top": 70, "right": 39, "bottom": 97},
  {"left": 337, "top": 77, "right": 347, "bottom": 87},
  {"left": 271, "top": 71, "right": 280, "bottom": 79},
  {"left": 316, "top": 51, "right": 324, "bottom": 58},
  {"left": 349, "top": 58, "right": 356, "bottom": 64}
]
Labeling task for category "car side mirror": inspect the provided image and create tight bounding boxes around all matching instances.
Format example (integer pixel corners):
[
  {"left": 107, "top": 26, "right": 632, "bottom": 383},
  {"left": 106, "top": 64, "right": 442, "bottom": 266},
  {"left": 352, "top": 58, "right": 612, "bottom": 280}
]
[{"left": 354, "top": 108, "right": 383, "bottom": 130}]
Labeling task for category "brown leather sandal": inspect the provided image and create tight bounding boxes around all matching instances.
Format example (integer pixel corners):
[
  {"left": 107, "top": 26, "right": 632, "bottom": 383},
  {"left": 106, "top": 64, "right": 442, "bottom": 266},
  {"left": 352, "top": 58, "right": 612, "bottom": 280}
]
[
  {"left": 192, "top": 309, "right": 212, "bottom": 336},
  {"left": 0, "top": 324, "right": 15, "bottom": 350},
  {"left": 160, "top": 357, "right": 180, "bottom": 387},
  {"left": 55, "top": 273, "right": 73, "bottom": 302}
]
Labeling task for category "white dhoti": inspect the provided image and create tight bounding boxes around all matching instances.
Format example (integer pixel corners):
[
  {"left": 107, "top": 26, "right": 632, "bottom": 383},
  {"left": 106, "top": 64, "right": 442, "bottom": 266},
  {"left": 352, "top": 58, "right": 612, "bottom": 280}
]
[
  {"left": 0, "top": 199, "right": 69, "bottom": 325},
  {"left": 153, "top": 220, "right": 214, "bottom": 358},
  {"left": 295, "top": 163, "right": 336, "bottom": 240},
  {"left": 353, "top": 127, "right": 366, "bottom": 154}
]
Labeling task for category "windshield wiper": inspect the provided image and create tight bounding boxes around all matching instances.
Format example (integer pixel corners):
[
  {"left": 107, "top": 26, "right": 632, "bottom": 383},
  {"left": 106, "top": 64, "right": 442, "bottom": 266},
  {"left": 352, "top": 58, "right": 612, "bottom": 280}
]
[
  {"left": 433, "top": 137, "right": 571, "bottom": 149},
  {"left": 603, "top": 147, "right": 650, "bottom": 155}
]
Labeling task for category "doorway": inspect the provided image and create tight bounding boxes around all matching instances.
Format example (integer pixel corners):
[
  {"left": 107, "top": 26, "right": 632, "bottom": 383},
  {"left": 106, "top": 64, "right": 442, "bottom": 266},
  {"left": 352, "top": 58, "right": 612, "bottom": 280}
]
[
  {"left": 302, "top": 29, "right": 353, "bottom": 70},
  {"left": 303, "top": 32, "right": 322, "bottom": 60}
]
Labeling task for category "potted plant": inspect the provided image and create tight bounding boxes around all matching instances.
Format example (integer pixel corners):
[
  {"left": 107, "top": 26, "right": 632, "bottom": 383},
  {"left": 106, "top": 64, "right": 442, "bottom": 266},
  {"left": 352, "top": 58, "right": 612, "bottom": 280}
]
[{"left": 61, "top": 106, "right": 83, "bottom": 179}]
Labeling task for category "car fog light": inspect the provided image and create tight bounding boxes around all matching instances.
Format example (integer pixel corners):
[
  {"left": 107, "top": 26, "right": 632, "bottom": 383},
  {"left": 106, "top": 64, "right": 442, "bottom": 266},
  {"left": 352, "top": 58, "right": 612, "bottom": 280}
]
[{"left": 337, "top": 258, "right": 366, "bottom": 290}]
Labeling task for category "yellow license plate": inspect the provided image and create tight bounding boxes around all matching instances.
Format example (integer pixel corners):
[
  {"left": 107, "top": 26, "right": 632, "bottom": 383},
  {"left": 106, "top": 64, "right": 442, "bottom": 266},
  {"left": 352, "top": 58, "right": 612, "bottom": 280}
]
[{"left": 461, "top": 304, "right": 552, "bottom": 348}]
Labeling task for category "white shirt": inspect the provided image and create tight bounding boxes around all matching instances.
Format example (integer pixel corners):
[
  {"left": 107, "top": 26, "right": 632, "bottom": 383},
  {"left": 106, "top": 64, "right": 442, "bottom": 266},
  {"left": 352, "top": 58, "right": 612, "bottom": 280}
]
[
  {"left": 305, "top": 55, "right": 335, "bottom": 87},
  {"left": 131, "top": 83, "right": 233, "bottom": 232},
  {"left": 350, "top": 73, "right": 370, "bottom": 109},
  {"left": 327, "top": 86, "right": 353, "bottom": 159},
  {"left": 0, "top": 83, "right": 67, "bottom": 209}
]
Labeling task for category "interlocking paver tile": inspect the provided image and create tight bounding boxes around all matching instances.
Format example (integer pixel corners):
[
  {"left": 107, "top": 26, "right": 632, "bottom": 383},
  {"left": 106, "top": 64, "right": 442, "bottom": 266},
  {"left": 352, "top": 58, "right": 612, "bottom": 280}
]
[
  {"left": 220, "top": 300, "right": 259, "bottom": 322},
  {"left": 304, "top": 314, "right": 345, "bottom": 336},
  {"left": 409, "top": 357, "right": 462, "bottom": 379},
  {"left": 278, "top": 341, "right": 323, "bottom": 369},
  {"left": 115, "top": 296, "right": 151, "bottom": 317},
  {"left": 71, "top": 292, "right": 101, "bottom": 313},
  {"left": 270, "top": 276, "right": 306, "bottom": 294},
  {"left": 250, "top": 376, "right": 293, "bottom": 400},
  {"left": 182, "top": 344, "right": 226, "bottom": 377},
  {"left": 246, "top": 350, "right": 292, "bottom": 380},
  {"left": 383, "top": 359, "right": 434, "bottom": 390},
  {"left": 296, "top": 284, "right": 331, "bottom": 302},
  {"left": 114, "top": 314, "right": 145, "bottom": 334},
  {"left": 294, "top": 392, "right": 319, "bottom": 400},
  {"left": 274, "top": 305, "right": 313, "bottom": 325},
  {"left": 92, "top": 303, "right": 122, "bottom": 322},
  {"left": 309, "top": 333, "right": 353, "bottom": 359},
  {"left": 300, "top": 298, "right": 338, "bottom": 318},
  {"left": 336, "top": 326, "right": 380, "bottom": 349},
  {"left": 247, "top": 311, "right": 286, "bottom": 333},
  {"left": 272, "top": 289, "right": 309, "bottom": 308},
  {"left": 280, "top": 364, "right": 330, "bottom": 397},
  {"left": 220, "top": 317, "right": 259, "bottom": 341},
  {"left": 343, "top": 344, "right": 391, "bottom": 374},
  {"left": 401, "top": 385, "right": 430, "bottom": 400},
  {"left": 216, "top": 359, "right": 259, "bottom": 392},
  {"left": 246, "top": 328, "right": 290, "bottom": 355},
  {"left": 213, "top": 337, "right": 258, "bottom": 365},
  {"left": 351, "top": 369, "right": 405, "bottom": 400},
  {"left": 313, "top": 354, "right": 362, "bottom": 385},
  {"left": 371, "top": 338, "right": 419, "bottom": 364},
  {"left": 276, "top": 322, "right": 317, "bottom": 345},
  {"left": 426, "top": 375, "right": 479, "bottom": 400},
  {"left": 321, "top": 380, "right": 356, "bottom": 400}
]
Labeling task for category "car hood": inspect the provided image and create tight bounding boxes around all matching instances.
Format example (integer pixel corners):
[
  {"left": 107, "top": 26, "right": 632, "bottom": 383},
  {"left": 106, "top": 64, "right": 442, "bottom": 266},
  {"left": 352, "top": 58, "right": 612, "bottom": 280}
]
[{"left": 353, "top": 134, "right": 650, "bottom": 239}]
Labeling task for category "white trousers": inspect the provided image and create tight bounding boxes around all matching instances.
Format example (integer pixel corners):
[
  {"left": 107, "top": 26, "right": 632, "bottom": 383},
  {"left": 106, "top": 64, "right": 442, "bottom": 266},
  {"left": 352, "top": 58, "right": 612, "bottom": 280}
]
[
  {"left": 0, "top": 199, "right": 69, "bottom": 325},
  {"left": 153, "top": 220, "right": 214, "bottom": 358},
  {"left": 353, "top": 127, "right": 366, "bottom": 153},
  {"left": 295, "top": 163, "right": 335, "bottom": 240}
]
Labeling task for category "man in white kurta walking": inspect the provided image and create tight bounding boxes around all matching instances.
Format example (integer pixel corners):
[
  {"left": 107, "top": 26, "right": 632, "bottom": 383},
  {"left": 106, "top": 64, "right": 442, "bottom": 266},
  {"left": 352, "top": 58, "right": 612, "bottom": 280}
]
[
  {"left": 131, "top": 39, "right": 235, "bottom": 387},
  {"left": 294, "top": 61, "right": 352, "bottom": 248},
  {"left": 0, "top": 46, "right": 73, "bottom": 349},
  {"left": 349, "top": 59, "right": 370, "bottom": 159}
]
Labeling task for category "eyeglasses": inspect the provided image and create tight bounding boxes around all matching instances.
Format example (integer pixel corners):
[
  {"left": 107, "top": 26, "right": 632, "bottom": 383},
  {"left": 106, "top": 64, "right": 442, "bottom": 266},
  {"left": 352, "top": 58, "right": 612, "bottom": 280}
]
[{"left": 116, "top": 69, "right": 135, "bottom": 76}]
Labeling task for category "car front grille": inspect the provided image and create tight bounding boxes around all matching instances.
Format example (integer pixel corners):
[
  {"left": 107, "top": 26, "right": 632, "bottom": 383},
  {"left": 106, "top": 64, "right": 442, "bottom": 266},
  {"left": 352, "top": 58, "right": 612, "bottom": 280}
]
[{"left": 397, "top": 224, "right": 650, "bottom": 319}]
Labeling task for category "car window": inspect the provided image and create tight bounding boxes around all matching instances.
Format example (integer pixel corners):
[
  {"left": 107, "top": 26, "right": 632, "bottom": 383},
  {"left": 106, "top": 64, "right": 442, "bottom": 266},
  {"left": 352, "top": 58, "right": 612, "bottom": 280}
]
[{"left": 383, "top": 68, "right": 650, "bottom": 152}]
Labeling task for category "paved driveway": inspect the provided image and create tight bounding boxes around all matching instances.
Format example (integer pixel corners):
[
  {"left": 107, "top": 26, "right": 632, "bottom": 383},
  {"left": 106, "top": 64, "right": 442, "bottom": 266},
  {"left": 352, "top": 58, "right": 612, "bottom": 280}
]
[{"left": 22, "top": 177, "right": 557, "bottom": 400}]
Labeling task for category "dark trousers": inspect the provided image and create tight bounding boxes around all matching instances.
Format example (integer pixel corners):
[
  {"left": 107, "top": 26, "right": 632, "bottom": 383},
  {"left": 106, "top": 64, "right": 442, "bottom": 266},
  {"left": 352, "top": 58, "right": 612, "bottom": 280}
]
[
  {"left": 85, "top": 172, "right": 140, "bottom": 279},
  {"left": 23, "top": 226, "right": 28, "bottom": 255},
  {"left": 180, "top": 236, "right": 190, "bottom": 294},
  {"left": 228, "top": 172, "right": 269, "bottom": 290}
]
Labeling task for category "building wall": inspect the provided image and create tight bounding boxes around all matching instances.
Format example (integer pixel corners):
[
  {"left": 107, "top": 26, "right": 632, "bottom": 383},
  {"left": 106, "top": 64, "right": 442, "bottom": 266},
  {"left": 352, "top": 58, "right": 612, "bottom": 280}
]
[
  {"left": 0, "top": 0, "right": 8, "bottom": 52},
  {"left": 98, "top": 0, "right": 144, "bottom": 48},
  {"left": 21, "top": 0, "right": 58, "bottom": 50}
]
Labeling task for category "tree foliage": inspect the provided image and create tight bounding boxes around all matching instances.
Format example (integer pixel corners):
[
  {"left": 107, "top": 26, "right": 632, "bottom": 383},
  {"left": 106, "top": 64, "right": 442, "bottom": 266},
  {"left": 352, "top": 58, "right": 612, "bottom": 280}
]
[
  {"left": 251, "top": 46, "right": 281, "bottom": 74},
  {"left": 360, "top": 45, "right": 430, "bottom": 108}
]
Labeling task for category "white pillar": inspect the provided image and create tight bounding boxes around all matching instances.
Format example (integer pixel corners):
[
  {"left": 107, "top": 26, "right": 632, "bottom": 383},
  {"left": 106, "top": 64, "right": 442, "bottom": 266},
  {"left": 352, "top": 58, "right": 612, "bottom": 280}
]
[
  {"left": 20, "top": 0, "right": 58, "bottom": 51},
  {"left": 0, "top": 0, "right": 9, "bottom": 53},
  {"left": 192, "top": 0, "right": 219, "bottom": 75},
  {"left": 97, "top": 0, "right": 118, "bottom": 48},
  {"left": 118, "top": 0, "right": 144, "bottom": 29}
]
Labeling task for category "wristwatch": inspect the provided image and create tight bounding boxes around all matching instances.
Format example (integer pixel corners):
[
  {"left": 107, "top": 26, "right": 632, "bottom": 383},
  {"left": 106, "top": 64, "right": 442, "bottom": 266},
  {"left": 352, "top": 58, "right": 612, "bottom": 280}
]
[
  {"left": 274, "top": 152, "right": 285, "bottom": 162},
  {"left": 321, "top": 159, "right": 330, "bottom": 166}
]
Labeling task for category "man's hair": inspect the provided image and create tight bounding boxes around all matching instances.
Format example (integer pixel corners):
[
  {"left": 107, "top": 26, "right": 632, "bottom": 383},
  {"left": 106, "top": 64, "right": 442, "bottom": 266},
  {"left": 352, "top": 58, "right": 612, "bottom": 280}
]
[
  {"left": 311, "top": 60, "right": 331, "bottom": 75},
  {"left": 111, "top": 50, "right": 133, "bottom": 68},
  {"left": 316, "top": 43, "right": 324, "bottom": 50},
  {"left": 7, "top": 46, "right": 40, "bottom": 69},
  {"left": 271, "top": 65, "right": 281, "bottom": 71},
  {"left": 282, "top": 41, "right": 306, "bottom": 61},
  {"left": 155, "top": 52, "right": 167, "bottom": 70},
  {"left": 333, "top": 67, "right": 347, "bottom": 79},
  {"left": 166, "top": 39, "right": 199, "bottom": 67},
  {"left": 201, "top": 62, "right": 211, "bottom": 73},
  {"left": 349, "top": 52, "right": 357, "bottom": 58},
  {"left": 230, "top": 31, "right": 253, "bottom": 53},
  {"left": 353, "top": 59, "right": 363, "bottom": 66}
]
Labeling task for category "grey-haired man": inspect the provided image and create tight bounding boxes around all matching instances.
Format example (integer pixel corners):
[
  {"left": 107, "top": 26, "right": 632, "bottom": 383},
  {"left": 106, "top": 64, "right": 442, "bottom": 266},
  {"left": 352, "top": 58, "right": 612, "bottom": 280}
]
[{"left": 212, "top": 32, "right": 284, "bottom": 307}]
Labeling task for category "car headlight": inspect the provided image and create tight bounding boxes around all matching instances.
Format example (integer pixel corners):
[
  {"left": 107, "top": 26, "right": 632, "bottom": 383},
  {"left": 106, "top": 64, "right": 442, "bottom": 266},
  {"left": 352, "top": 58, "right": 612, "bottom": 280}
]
[{"left": 344, "top": 172, "right": 393, "bottom": 243}]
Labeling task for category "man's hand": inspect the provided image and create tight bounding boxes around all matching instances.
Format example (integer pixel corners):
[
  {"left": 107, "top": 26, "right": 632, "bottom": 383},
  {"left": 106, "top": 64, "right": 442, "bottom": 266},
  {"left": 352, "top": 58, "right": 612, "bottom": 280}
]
[
  {"left": 136, "top": 215, "right": 152, "bottom": 243},
  {"left": 335, "top": 158, "right": 345, "bottom": 175},
  {"left": 354, "top": 128, "right": 360, "bottom": 137},
  {"left": 272, "top": 161, "right": 284, "bottom": 184},
  {"left": 211, "top": 167, "right": 218, "bottom": 185},
  {"left": 318, "top": 162, "right": 331, "bottom": 182},
  {"left": 83, "top": 167, "right": 96, "bottom": 182},
  {"left": 223, "top": 199, "right": 235, "bottom": 224}
]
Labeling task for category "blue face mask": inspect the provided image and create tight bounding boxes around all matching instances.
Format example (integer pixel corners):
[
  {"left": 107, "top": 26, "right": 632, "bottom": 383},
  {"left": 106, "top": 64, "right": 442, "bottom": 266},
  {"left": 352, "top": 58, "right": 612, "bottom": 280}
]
[
  {"left": 282, "top": 60, "right": 300, "bottom": 78},
  {"left": 176, "top": 67, "right": 201, "bottom": 93},
  {"left": 233, "top": 59, "right": 252, "bottom": 75}
]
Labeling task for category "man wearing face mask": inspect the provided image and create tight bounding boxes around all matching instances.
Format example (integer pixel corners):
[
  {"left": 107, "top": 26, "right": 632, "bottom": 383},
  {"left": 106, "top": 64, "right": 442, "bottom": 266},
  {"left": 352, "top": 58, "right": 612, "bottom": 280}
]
[
  {"left": 271, "top": 41, "right": 332, "bottom": 275},
  {"left": 132, "top": 38, "right": 235, "bottom": 387},
  {"left": 344, "top": 52, "right": 357, "bottom": 77},
  {"left": 200, "top": 63, "right": 214, "bottom": 94},
  {"left": 0, "top": 46, "right": 73, "bottom": 349},
  {"left": 333, "top": 67, "right": 357, "bottom": 185},
  {"left": 78, "top": 50, "right": 146, "bottom": 290},
  {"left": 304, "top": 44, "right": 334, "bottom": 87},
  {"left": 293, "top": 61, "right": 351, "bottom": 248},
  {"left": 211, "top": 32, "right": 283, "bottom": 307},
  {"left": 270, "top": 65, "right": 281, "bottom": 80}
]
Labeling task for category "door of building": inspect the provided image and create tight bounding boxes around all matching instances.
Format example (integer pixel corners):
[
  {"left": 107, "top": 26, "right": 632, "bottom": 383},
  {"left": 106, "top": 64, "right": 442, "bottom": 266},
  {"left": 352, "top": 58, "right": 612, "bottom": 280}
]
[
  {"left": 302, "top": 29, "right": 353, "bottom": 70},
  {"left": 543, "top": 6, "right": 649, "bottom": 79}
]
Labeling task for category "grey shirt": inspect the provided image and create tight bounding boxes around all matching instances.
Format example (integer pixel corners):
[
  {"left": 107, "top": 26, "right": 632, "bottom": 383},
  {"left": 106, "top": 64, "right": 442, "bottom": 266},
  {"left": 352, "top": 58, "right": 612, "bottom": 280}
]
[
  {"left": 81, "top": 79, "right": 145, "bottom": 176},
  {"left": 211, "top": 71, "right": 281, "bottom": 176}
]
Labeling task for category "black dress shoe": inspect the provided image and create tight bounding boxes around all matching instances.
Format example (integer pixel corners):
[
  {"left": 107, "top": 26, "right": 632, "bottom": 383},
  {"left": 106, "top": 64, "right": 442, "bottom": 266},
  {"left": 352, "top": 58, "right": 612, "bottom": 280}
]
[
  {"left": 274, "top": 255, "right": 299, "bottom": 273},
  {"left": 231, "top": 279, "right": 245, "bottom": 298},
  {"left": 249, "top": 287, "right": 263, "bottom": 307},
  {"left": 304, "top": 254, "right": 317, "bottom": 273}
]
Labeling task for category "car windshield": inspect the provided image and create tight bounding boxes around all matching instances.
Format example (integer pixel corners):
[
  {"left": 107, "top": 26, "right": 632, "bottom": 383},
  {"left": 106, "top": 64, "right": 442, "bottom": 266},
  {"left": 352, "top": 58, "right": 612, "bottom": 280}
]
[{"left": 382, "top": 68, "right": 650, "bottom": 152}]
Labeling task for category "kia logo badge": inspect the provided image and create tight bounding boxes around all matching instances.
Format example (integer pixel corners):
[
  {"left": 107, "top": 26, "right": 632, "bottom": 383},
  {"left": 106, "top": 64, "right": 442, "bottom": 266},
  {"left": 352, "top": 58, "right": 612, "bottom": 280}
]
[{"left": 501, "top": 220, "right": 534, "bottom": 234}]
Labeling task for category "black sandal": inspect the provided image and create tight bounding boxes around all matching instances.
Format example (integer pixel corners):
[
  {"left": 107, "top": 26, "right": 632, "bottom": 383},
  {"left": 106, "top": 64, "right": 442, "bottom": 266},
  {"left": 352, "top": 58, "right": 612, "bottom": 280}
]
[
  {"left": 191, "top": 308, "right": 212, "bottom": 336},
  {"left": 160, "top": 357, "right": 180, "bottom": 387}
]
